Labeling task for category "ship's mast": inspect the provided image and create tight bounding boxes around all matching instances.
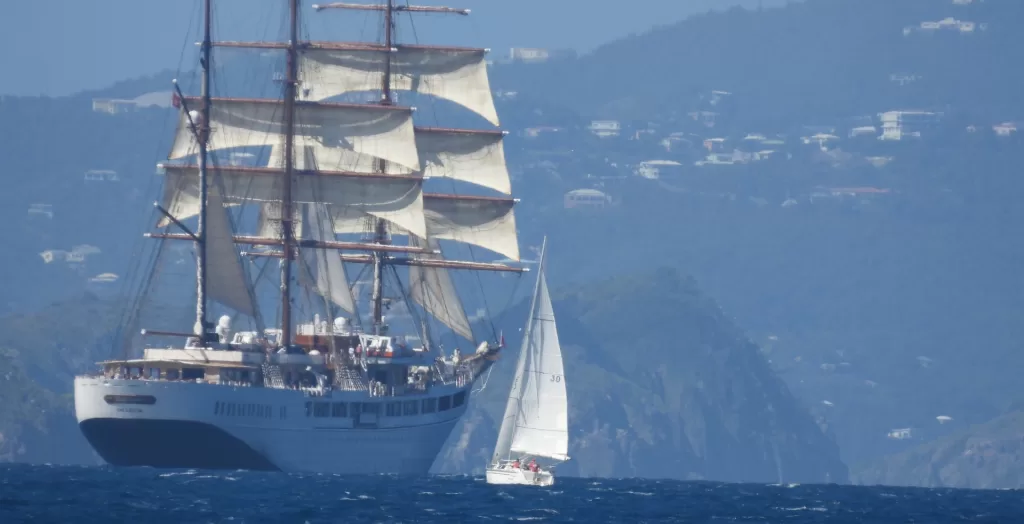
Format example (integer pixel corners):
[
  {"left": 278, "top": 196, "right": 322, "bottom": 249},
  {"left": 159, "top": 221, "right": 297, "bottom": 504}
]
[
  {"left": 370, "top": 0, "right": 395, "bottom": 334},
  {"left": 280, "top": 0, "right": 301, "bottom": 347},
  {"left": 194, "top": 0, "right": 213, "bottom": 340}
]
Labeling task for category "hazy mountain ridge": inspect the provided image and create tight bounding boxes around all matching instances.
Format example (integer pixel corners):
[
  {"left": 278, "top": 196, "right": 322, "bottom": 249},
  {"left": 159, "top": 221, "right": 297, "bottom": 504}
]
[
  {"left": 493, "top": 0, "right": 1024, "bottom": 125},
  {"left": 854, "top": 410, "right": 1024, "bottom": 489}
]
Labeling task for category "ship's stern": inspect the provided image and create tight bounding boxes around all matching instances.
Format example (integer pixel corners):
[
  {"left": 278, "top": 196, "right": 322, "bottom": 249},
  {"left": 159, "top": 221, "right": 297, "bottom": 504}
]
[{"left": 74, "top": 376, "right": 277, "bottom": 471}]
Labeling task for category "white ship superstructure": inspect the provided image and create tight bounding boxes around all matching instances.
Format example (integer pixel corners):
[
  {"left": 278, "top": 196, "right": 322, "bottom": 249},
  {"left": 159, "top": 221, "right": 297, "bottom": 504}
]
[{"left": 74, "top": 0, "right": 524, "bottom": 473}]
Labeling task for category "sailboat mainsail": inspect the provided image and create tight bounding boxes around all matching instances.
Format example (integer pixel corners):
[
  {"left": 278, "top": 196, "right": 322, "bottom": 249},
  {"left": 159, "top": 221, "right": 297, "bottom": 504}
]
[{"left": 492, "top": 240, "right": 570, "bottom": 463}]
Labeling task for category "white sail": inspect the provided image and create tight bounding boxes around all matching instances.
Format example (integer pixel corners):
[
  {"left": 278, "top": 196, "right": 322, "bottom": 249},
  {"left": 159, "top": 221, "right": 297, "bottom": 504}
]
[
  {"left": 303, "top": 203, "right": 357, "bottom": 314},
  {"left": 423, "top": 194, "right": 519, "bottom": 261},
  {"left": 168, "top": 98, "right": 421, "bottom": 171},
  {"left": 268, "top": 128, "right": 512, "bottom": 195},
  {"left": 417, "top": 128, "right": 511, "bottom": 194},
  {"left": 407, "top": 235, "right": 473, "bottom": 342},
  {"left": 158, "top": 164, "right": 428, "bottom": 239},
  {"left": 204, "top": 183, "right": 258, "bottom": 317},
  {"left": 330, "top": 194, "right": 519, "bottom": 261},
  {"left": 492, "top": 240, "right": 569, "bottom": 463},
  {"left": 299, "top": 46, "right": 499, "bottom": 126},
  {"left": 256, "top": 202, "right": 304, "bottom": 239}
]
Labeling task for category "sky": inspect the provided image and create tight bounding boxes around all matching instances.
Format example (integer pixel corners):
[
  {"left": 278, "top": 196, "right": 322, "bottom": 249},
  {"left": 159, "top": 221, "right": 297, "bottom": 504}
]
[{"left": 0, "top": 0, "right": 780, "bottom": 97}]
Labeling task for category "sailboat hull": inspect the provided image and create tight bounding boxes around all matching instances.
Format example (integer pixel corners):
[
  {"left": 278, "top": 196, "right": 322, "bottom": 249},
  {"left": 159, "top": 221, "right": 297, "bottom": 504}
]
[
  {"left": 485, "top": 466, "right": 555, "bottom": 487},
  {"left": 74, "top": 376, "right": 466, "bottom": 474}
]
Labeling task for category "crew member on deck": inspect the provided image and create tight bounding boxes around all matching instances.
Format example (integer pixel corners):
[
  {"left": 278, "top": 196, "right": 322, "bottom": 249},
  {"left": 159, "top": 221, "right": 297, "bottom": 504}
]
[
  {"left": 529, "top": 459, "right": 538, "bottom": 472},
  {"left": 511, "top": 459, "right": 520, "bottom": 469}
]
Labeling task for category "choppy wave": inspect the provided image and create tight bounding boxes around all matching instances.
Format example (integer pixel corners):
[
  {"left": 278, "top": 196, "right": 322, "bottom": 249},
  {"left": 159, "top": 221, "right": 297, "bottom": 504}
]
[{"left": 1, "top": 464, "right": 1022, "bottom": 523}]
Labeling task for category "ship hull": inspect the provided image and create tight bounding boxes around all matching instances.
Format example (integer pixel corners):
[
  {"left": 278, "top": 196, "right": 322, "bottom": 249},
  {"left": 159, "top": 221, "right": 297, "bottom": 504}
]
[
  {"left": 485, "top": 466, "right": 555, "bottom": 487},
  {"left": 74, "top": 376, "right": 466, "bottom": 474}
]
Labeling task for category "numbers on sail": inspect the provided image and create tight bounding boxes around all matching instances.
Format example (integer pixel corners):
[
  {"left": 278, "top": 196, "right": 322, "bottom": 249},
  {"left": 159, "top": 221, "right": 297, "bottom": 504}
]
[{"left": 549, "top": 374, "right": 562, "bottom": 383}]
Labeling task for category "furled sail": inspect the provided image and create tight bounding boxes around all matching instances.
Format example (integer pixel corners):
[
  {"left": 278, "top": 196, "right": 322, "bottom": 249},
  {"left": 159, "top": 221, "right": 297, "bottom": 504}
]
[
  {"left": 299, "top": 46, "right": 499, "bottom": 126},
  {"left": 168, "top": 97, "right": 421, "bottom": 171},
  {"left": 158, "top": 164, "right": 428, "bottom": 238},
  {"left": 407, "top": 235, "right": 473, "bottom": 342},
  {"left": 268, "top": 127, "right": 511, "bottom": 194},
  {"left": 331, "top": 194, "right": 519, "bottom": 261},
  {"left": 204, "top": 182, "right": 258, "bottom": 317}
]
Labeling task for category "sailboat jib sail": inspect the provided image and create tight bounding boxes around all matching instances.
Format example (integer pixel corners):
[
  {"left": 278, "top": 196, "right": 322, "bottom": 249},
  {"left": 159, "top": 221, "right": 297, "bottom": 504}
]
[
  {"left": 508, "top": 273, "right": 569, "bottom": 461},
  {"left": 490, "top": 239, "right": 570, "bottom": 469}
]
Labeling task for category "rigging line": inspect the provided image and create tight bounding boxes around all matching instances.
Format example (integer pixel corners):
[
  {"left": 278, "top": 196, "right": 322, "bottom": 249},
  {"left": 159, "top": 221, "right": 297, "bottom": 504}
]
[
  {"left": 111, "top": 0, "right": 202, "bottom": 359},
  {"left": 307, "top": 174, "right": 341, "bottom": 328},
  {"left": 388, "top": 263, "right": 424, "bottom": 339}
]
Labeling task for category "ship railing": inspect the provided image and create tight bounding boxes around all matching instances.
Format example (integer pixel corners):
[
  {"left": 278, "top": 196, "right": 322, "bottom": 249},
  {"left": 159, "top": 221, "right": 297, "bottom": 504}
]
[
  {"left": 300, "top": 386, "right": 331, "bottom": 397},
  {"left": 431, "top": 362, "right": 474, "bottom": 388}
]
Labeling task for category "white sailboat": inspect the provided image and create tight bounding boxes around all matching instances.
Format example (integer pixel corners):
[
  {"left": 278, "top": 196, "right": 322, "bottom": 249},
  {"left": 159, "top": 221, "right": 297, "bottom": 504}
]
[{"left": 485, "top": 239, "right": 569, "bottom": 487}]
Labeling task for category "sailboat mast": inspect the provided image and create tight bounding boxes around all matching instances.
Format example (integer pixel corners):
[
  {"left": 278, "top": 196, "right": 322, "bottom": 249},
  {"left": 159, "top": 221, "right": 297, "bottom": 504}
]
[
  {"left": 280, "top": 0, "right": 300, "bottom": 347},
  {"left": 194, "top": 0, "right": 213, "bottom": 339},
  {"left": 370, "top": 0, "right": 395, "bottom": 334},
  {"left": 492, "top": 237, "right": 547, "bottom": 464}
]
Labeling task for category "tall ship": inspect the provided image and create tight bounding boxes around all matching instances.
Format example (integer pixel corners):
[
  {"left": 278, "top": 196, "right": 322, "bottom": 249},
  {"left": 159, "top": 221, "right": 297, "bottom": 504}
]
[{"left": 74, "top": 0, "right": 525, "bottom": 474}]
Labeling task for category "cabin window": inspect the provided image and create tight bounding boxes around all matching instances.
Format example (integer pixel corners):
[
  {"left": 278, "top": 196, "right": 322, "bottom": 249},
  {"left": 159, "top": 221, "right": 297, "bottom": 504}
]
[
  {"left": 453, "top": 391, "right": 467, "bottom": 408},
  {"left": 361, "top": 403, "right": 380, "bottom": 415},
  {"left": 182, "top": 368, "right": 205, "bottom": 381},
  {"left": 422, "top": 398, "right": 437, "bottom": 414},
  {"left": 403, "top": 400, "right": 419, "bottom": 416},
  {"left": 331, "top": 402, "right": 347, "bottom": 418},
  {"left": 103, "top": 395, "right": 156, "bottom": 405},
  {"left": 280, "top": 406, "right": 287, "bottom": 419},
  {"left": 166, "top": 369, "right": 180, "bottom": 380},
  {"left": 438, "top": 396, "right": 452, "bottom": 412},
  {"left": 314, "top": 402, "right": 330, "bottom": 418},
  {"left": 228, "top": 404, "right": 235, "bottom": 416},
  {"left": 304, "top": 401, "right": 312, "bottom": 417},
  {"left": 147, "top": 368, "right": 160, "bottom": 379},
  {"left": 386, "top": 402, "right": 401, "bottom": 417},
  {"left": 214, "top": 401, "right": 221, "bottom": 415}
]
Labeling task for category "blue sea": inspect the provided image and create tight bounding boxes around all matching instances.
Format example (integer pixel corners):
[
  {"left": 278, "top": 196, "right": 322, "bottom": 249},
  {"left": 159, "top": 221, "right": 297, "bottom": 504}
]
[{"left": 2, "top": 465, "right": 1022, "bottom": 523}]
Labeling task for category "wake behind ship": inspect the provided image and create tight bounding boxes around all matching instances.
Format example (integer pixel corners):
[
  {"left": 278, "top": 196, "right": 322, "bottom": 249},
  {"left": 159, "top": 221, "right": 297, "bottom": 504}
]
[{"left": 75, "top": 0, "right": 525, "bottom": 474}]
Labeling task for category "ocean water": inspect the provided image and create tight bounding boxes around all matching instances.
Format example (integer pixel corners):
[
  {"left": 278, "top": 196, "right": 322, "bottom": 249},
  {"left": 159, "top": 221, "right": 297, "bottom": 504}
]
[{"left": 1, "top": 465, "right": 1022, "bottom": 523}]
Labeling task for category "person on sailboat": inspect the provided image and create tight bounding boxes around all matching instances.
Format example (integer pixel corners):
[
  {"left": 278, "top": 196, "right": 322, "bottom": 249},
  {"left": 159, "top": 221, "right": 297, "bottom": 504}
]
[
  {"left": 511, "top": 459, "right": 520, "bottom": 469},
  {"left": 528, "top": 459, "right": 538, "bottom": 473}
]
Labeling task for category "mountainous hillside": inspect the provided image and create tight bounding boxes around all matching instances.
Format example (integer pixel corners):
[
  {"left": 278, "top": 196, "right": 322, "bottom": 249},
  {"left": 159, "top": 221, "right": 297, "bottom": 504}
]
[
  {"left": 2, "top": 0, "right": 1024, "bottom": 488},
  {"left": 0, "top": 295, "right": 116, "bottom": 465},
  {"left": 494, "top": 0, "right": 1024, "bottom": 125},
  {"left": 854, "top": 409, "right": 1024, "bottom": 489},
  {"left": 435, "top": 268, "right": 847, "bottom": 483}
]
